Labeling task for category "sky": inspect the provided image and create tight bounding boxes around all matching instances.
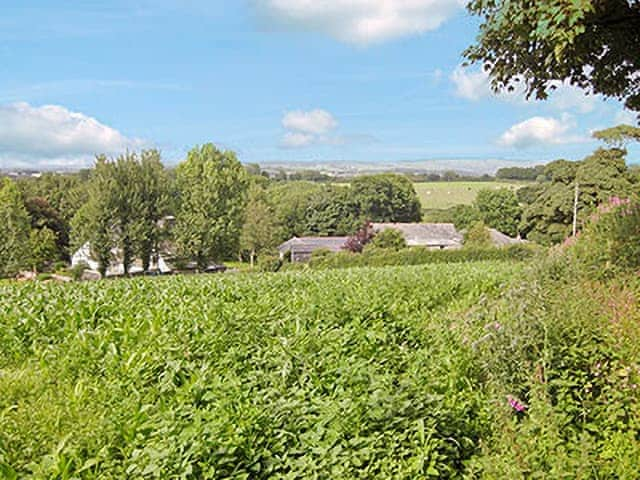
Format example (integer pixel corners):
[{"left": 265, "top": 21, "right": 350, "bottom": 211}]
[{"left": 1, "top": 0, "right": 637, "bottom": 171}]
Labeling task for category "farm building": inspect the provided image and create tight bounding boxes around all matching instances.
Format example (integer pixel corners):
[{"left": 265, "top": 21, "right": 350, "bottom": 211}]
[
  {"left": 371, "top": 223, "right": 464, "bottom": 249},
  {"left": 278, "top": 236, "right": 350, "bottom": 263}
]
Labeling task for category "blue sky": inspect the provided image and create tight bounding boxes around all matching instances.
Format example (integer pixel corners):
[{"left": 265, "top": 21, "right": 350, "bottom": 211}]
[{"left": 1, "top": 0, "right": 637, "bottom": 171}]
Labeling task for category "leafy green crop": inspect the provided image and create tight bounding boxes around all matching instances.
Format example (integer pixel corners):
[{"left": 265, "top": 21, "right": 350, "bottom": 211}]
[{"left": 0, "top": 262, "right": 518, "bottom": 479}]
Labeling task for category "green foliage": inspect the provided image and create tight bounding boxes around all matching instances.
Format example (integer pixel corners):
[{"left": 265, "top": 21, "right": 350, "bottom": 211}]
[
  {"left": 71, "top": 152, "right": 170, "bottom": 276},
  {"left": 593, "top": 124, "right": 640, "bottom": 148},
  {"left": 496, "top": 165, "right": 546, "bottom": 181},
  {"left": 368, "top": 228, "right": 407, "bottom": 251},
  {"left": 23, "top": 197, "right": 69, "bottom": 260},
  {"left": 302, "top": 244, "right": 538, "bottom": 270},
  {"left": 464, "top": 222, "right": 493, "bottom": 249},
  {"left": 240, "top": 185, "right": 280, "bottom": 265},
  {"left": 522, "top": 148, "right": 636, "bottom": 245},
  {"left": 465, "top": 0, "right": 640, "bottom": 112},
  {"left": 350, "top": 174, "right": 422, "bottom": 222},
  {"left": 135, "top": 150, "right": 172, "bottom": 271},
  {"left": 464, "top": 256, "right": 640, "bottom": 477},
  {"left": 69, "top": 261, "right": 89, "bottom": 281},
  {"left": 267, "top": 181, "right": 325, "bottom": 240},
  {"left": 0, "top": 262, "right": 519, "bottom": 478},
  {"left": 174, "top": 144, "right": 249, "bottom": 269},
  {"left": 29, "top": 227, "right": 58, "bottom": 272},
  {"left": 0, "top": 178, "right": 31, "bottom": 277},
  {"left": 304, "top": 186, "right": 362, "bottom": 236},
  {"left": 571, "top": 198, "right": 640, "bottom": 278},
  {"left": 474, "top": 188, "right": 522, "bottom": 237}
]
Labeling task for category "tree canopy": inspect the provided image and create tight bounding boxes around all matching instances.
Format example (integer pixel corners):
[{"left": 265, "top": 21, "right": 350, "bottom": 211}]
[
  {"left": 174, "top": 144, "right": 249, "bottom": 269},
  {"left": 350, "top": 174, "right": 422, "bottom": 223},
  {"left": 592, "top": 124, "right": 640, "bottom": 147},
  {"left": 465, "top": 0, "right": 640, "bottom": 114},
  {"left": 0, "top": 179, "right": 31, "bottom": 276},
  {"left": 474, "top": 188, "right": 522, "bottom": 237}
]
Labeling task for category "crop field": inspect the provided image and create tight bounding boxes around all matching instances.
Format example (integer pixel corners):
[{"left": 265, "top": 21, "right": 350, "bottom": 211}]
[
  {"left": 1, "top": 262, "right": 520, "bottom": 478},
  {"left": 414, "top": 181, "right": 524, "bottom": 210}
]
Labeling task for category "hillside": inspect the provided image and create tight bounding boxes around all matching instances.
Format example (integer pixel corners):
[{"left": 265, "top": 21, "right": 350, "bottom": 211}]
[{"left": 413, "top": 181, "right": 524, "bottom": 210}]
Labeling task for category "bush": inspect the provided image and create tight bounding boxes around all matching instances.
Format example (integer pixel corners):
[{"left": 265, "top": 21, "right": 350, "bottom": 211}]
[
  {"left": 464, "top": 221, "right": 493, "bottom": 248},
  {"left": 369, "top": 228, "right": 407, "bottom": 251},
  {"left": 69, "top": 262, "right": 89, "bottom": 281},
  {"left": 571, "top": 197, "right": 640, "bottom": 278},
  {"left": 258, "top": 254, "right": 283, "bottom": 272}
]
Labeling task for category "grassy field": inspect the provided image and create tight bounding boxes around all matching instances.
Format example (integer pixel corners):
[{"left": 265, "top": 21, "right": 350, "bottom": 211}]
[
  {"left": 413, "top": 181, "right": 524, "bottom": 210},
  {"left": 1, "top": 261, "right": 520, "bottom": 478}
]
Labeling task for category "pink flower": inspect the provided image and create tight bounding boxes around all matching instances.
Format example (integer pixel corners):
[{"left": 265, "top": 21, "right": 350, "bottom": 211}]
[{"left": 507, "top": 395, "right": 527, "bottom": 412}]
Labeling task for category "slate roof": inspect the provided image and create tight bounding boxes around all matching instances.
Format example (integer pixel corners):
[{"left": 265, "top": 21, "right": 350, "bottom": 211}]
[
  {"left": 488, "top": 228, "right": 525, "bottom": 246},
  {"left": 278, "top": 236, "right": 350, "bottom": 253},
  {"left": 371, "top": 223, "right": 463, "bottom": 247}
]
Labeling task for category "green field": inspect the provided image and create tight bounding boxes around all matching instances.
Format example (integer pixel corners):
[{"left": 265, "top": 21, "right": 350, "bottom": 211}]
[
  {"left": 1, "top": 262, "right": 519, "bottom": 478},
  {"left": 413, "top": 181, "right": 523, "bottom": 210}
]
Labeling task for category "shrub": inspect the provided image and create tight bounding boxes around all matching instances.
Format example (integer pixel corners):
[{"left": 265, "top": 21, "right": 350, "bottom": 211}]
[
  {"left": 258, "top": 254, "right": 283, "bottom": 272},
  {"left": 369, "top": 228, "right": 407, "bottom": 251},
  {"left": 571, "top": 197, "right": 640, "bottom": 278},
  {"left": 464, "top": 221, "right": 493, "bottom": 248},
  {"left": 69, "top": 262, "right": 89, "bottom": 281}
]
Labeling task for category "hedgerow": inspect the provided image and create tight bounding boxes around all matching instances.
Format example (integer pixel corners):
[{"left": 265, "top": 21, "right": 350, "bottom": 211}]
[{"left": 294, "top": 244, "right": 538, "bottom": 270}]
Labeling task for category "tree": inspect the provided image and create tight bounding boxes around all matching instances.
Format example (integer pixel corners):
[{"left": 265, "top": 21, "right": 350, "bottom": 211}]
[
  {"left": 174, "top": 144, "right": 249, "bottom": 269},
  {"left": 240, "top": 185, "right": 279, "bottom": 267},
  {"left": 496, "top": 165, "right": 547, "bottom": 181},
  {"left": 592, "top": 124, "right": 640, "bottom": 148},
  {"left": 464, "top": 0, "right": 640, "bottom": 114},
  {"left": 29, "top": 227, "right": 58, "bottom": 272},
  {"left": 71, "top": 151, "right": 170, "bottom": 275},
  {"left": 24, "top": 196, "right": 68, "bottom": 260},
  {"left": 451, "top": 204, "right": 483, "bottom": 230},
  {"left": 71, "top": 157, "right": 117, "bottom": 277},
  {"left": 521, "top": 148, "right": 635, "bottom": 244},
  {"left": 304, "top": 186, "right": 361, "bottom": 236},
  {"left": 136, "top": 150, "right": 171, "bottom": 271},
  {"left": 350, "top": 174, "right": 422, "bottom": 223},
  {"left": 474, "top": 188, "right": 522, "bottom": 237},
  {"left": 369, "top": 228, "right": 407, "bottom": 251},
  {"left": 0, "top": 179, "right": 31, "bottom": 277},
  {"left": 17, "top": 172, "right": 88, "bottom": 259},
  {"left": 267, "top": 181, "right": 325, "bottom": 240}
]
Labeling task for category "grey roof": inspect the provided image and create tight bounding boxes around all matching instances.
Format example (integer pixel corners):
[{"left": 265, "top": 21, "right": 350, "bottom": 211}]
[
  {"left": 371, "top": 223, "right": 463, "bottom": 247},
  {"left": 278, "top": 236, "right": 350, "bottom": 253},
  {"left": 488, "top": 228, "right": 525, "bottom": 246}
]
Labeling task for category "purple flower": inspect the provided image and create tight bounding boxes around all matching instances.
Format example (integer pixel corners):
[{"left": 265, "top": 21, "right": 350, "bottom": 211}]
[{"left": 507, "top": 395, "right": 527, "bottom": 412}]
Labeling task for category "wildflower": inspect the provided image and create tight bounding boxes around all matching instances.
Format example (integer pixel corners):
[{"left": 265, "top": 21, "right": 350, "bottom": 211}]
[{"left": 507, "top": 395, "right": 527, "bottom": 412}]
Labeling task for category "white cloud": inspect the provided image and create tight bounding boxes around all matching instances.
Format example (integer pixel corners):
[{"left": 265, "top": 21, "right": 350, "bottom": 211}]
[
  {"left": 282, "top": 108, "right": 338, "bottom": 134},
  {"left": 450, "top": 66, "right": 492, "bottom": 101},
  {"left": 281, "top": 108, "right": 341, "bottom": 148},
  {"left": 281, "top": 131, "right": 315, "bottom": 148},
  {"left": 450, "top": 66, "right": 599, "bottom": 113},
  {"left": 547, "top": 84, "right": 598, "bottom": 114},
  {"left": 615, "top": 109, "right": 638, "bottom": 125},
  {"left": 254, "top": 0, "right": 465, "bottom": 45},
  {"left": 0, "top": 102, "right": 143, "bottom": 168},
  {"left": 498, "top": 114, "right": 584, "bottom": 149}
]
